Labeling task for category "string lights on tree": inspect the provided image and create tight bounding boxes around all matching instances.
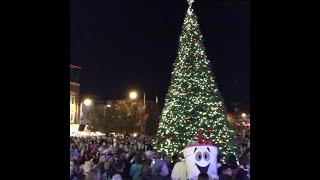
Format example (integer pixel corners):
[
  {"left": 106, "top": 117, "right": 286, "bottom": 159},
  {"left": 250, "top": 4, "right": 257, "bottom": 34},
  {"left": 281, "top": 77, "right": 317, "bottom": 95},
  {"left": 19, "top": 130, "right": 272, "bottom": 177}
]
[{"left": 153, "top": 0, "right": 238, "bottom": 162}]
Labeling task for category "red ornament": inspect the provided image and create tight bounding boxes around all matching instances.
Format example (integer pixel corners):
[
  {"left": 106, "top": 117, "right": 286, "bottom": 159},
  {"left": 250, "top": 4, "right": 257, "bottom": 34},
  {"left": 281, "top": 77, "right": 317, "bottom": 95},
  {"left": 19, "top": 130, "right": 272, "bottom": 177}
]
[{"left": 196, "top": 131, "right": 204, "bottom": 143}]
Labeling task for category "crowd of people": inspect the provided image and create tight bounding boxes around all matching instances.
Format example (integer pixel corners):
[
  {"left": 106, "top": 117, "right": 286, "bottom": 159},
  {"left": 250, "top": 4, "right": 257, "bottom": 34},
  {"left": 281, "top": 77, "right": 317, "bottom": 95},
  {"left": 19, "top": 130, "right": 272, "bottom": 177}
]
[
  {"left": 224, "top": 131, "right": 250, "bottom": 180},
  {"left": 70, "top": 134, "right": 250, "bottom": 180}
]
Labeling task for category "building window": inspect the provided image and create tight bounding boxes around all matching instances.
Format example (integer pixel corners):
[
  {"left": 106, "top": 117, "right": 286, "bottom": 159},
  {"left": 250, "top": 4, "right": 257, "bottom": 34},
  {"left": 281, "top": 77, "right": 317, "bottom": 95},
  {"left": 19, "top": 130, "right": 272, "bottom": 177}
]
[
  {"left": 70, "top": 95, "right": 75, "bottom": 105},
  {"left": 70, "top": 112, "right": 74, "bottom": 123}
]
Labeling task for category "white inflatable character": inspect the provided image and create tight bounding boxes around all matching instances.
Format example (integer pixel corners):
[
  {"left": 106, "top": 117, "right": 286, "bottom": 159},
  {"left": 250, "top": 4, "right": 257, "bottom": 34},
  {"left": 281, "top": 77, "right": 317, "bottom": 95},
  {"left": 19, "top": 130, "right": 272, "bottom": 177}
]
[
  {"left": 171, "top": 161, "right": 187, "bottom": 180},
  {"left": 183, "top": 132, "right": 219, "bottom": 180}
]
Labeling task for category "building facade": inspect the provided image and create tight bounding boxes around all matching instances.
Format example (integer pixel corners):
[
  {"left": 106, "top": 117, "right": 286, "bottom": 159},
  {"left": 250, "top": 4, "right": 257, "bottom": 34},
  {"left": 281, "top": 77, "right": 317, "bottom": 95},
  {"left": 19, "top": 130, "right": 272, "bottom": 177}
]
[{"left": 70, "top": 64, "right": 81, "bottom": 124}]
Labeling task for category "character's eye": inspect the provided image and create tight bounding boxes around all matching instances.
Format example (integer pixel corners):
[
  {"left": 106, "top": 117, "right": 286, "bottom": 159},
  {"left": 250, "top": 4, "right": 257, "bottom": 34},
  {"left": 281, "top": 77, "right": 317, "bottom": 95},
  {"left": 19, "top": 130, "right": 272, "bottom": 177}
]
[
  {"left": 203, "top": 151, "right": 210, "bottom": 161},
  {"left": 195, "top": 151, "right": 202, "bottom": 161}
]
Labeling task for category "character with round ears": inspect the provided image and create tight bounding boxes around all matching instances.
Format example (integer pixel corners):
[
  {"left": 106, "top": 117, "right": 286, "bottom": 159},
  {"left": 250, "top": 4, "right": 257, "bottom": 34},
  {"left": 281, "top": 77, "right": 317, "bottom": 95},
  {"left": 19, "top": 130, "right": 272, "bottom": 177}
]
[{"left": 172, "top": 132, "right": 219, "bottom": 180}]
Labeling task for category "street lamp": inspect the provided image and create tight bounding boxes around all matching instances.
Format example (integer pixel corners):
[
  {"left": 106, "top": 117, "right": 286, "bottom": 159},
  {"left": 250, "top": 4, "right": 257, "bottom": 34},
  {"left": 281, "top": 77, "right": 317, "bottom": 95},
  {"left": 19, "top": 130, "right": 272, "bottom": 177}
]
[
  {"left": 240, "top": 113, "right": 247, "bottom": 139},
  {"left": 241, "top": 113, "right": 247, "bottom": 119},
  {"left": 80, "top": 98, "right": 93, "bottom": 127},
  {"left": 129, "top": 91, "right": 138, "bottom": 100},
  {"left": 128, "top": 90, "right": 146, "bottom": 106},
  {"left": 83, "top": 98, "right": 92, "bottom": 106}
]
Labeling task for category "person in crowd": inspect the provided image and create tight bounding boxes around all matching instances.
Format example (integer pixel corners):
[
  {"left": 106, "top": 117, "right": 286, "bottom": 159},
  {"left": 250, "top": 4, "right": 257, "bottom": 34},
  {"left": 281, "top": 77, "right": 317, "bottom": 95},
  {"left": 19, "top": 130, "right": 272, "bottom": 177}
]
[
  {"left": 122, "top": 152, "right": 132, "bottom": 180},
  {"left": 171, "top": 154, "right": 180, "bottom": 167},
  {"left": 102, "top": 154, "right": 114, "bottom": 180},
  {"left": 239, "top": 149, "right": 250, "bottom": 170},
  {"left": 226, "top": 154, "right": 239, "bottom": 179},
  {"left": 130, "top": 154, "right": 143, "bottom": 180},
  {"left": 151, "top": 157, "right": 170, "bottom": 180},
  {"left": 198, "top": 173, "right": 209, "bottom": 180},
  {"left": 219, "top": 164, "right": 233, "bottom": 180},
  {"left": 97, "top": 153, "right": 108, "bottom": 176},
  {"left": 71, "top": 153, "right": 81, "bottom": 180},
  {"left": 71, "top": 145, "right": 80, "bottom": 160},
  {"left": 112, "top": 158, "right": 125, "bottom": 180},
  {"left": 78, "top": 160, "right": 94, "bottom": 180},
  {"left": 70, "top": 161, "right": 74, "bottom": 179},
  {"left": 141, "top": 159, "right": 152, "bottom": 180},
  {"left": 85, "top": 168, "right": 101, "bottom": 180},
  {"left": 234, "top": 168, "right": 249, "bottom": 180}
]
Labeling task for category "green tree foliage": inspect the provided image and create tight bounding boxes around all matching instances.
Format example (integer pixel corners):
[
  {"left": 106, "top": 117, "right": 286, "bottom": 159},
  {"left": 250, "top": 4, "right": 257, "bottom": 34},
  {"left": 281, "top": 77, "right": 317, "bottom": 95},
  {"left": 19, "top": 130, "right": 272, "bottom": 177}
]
[{"left": 153, "top": 5, "right": 238, "bottom": 162}]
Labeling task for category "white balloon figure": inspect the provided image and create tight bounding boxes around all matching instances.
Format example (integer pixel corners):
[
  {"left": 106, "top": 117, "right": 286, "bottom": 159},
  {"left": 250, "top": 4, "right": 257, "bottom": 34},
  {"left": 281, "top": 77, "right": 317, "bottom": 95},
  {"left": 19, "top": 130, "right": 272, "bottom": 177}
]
[
  {"left": 185, "top": 132, "right": 218, "bottom": 180},
  {"left": 171, "top": 132, "right": 219, "bottom": 180},
  {"left": 171, "top": 161, "right": 187, "bottom": 180}
]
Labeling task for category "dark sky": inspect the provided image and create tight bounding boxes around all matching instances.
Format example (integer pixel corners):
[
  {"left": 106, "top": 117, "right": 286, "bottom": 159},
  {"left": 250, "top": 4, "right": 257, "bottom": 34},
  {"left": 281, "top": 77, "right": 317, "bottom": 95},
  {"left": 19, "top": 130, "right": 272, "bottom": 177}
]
[{"left": 70, "top": 0, "right": 250, "bottom": 112}]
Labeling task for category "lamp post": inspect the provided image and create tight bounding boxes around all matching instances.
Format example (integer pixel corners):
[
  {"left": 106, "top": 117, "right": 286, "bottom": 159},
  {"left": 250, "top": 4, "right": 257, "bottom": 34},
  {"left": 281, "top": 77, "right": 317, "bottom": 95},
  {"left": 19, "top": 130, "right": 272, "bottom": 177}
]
[
  {"left": 241, "top": 113, "right": 247, "bottom": 120},
  {"left": 241, "top": 113, "right": 247, "bottom": 139},
  {"left": 128, "top": 90, "right": 146, "bottom": 134},
  {"left": 143, "top": 92, "right": 145, "bottom": 108},
  {"left": 80, "top": 98, "right": 93, "bottom": 126},
  {"left": 129, "top": 90, "right": 146, "bottom": 107}
]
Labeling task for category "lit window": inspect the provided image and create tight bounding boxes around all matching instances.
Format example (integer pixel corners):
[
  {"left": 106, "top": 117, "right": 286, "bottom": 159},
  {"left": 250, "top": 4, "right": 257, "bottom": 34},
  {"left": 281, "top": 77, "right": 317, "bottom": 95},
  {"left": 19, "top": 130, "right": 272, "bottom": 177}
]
[
  {"left": 71, "top": 96, "right": 75, "bottom": 104},
  {"left": 70, "top": 112, "right": 74, "bottom": 123}
]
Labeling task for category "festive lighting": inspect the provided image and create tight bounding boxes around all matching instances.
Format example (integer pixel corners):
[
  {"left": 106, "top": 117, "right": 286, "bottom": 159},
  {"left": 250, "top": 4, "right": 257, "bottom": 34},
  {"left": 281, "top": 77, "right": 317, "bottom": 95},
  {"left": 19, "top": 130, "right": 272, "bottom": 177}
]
[{"left": 153, "top": 4, "right": 238, "bottom": 162}]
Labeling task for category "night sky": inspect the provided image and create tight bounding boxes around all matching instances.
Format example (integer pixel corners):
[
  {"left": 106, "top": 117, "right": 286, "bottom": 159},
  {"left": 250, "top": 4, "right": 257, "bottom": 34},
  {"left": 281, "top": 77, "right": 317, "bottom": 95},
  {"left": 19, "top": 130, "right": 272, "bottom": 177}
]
[{"left": 70, "top": 0, "right": 250, "bottom": 112}]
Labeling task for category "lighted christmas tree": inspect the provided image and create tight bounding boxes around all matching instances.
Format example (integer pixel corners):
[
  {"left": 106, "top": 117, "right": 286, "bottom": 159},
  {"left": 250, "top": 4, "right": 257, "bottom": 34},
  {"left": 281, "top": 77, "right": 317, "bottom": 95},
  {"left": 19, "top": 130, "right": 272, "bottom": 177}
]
[{"left": 154, "top": 0, "right": 238, "bottom": 162}]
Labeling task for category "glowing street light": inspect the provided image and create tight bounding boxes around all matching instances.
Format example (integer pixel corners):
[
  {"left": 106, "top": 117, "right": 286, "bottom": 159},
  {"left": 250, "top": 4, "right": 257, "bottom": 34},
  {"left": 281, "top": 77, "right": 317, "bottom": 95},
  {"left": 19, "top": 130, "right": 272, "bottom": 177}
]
[
  {"left": 129, "top": 91, "right": 138, "bottom": 100},
  {"left": 80, "top": 98, "right": 93, "bottom": 125},
  {"left": 83, "top": 98, "right": 92, "bottom": 106},
  {"left": 241, "top": 113, "right": 247, "bottom": 118}
]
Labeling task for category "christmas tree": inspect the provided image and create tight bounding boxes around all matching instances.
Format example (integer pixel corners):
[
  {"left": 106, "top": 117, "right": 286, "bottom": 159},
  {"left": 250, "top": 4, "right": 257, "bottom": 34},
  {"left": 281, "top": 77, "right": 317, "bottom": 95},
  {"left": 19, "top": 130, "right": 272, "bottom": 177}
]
[{"left": 154, "top": 0, "right": 238, "bottom": 162}]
